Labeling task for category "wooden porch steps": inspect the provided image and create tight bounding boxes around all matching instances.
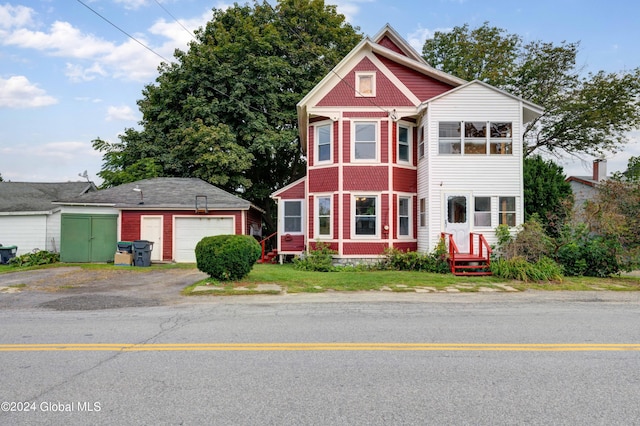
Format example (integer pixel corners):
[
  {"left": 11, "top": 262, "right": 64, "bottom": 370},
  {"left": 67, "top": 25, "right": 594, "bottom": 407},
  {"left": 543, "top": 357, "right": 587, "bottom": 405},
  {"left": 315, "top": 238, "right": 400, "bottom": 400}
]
[
  {"left": 449, "top": 253, "right": 492, "bottom": 276},
  {"left": 441, "top": 232, "right": 493, "bottom": 277},
  {"left": 257, "top": 249, "right": 278, "bottom": 264}
]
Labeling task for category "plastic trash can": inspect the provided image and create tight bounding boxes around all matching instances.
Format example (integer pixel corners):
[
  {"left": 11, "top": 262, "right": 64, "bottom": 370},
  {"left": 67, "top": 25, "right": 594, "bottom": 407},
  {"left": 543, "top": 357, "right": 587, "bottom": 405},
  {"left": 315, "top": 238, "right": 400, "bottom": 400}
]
[
  {"left": 0, "top": 245, "right": 18, "bottom": 264},
  {"left": 132, "top": 240, "right": 154, "bottom": 267},
  {"left": 117, "top": 241, "right": 133, "bottom": 253}
]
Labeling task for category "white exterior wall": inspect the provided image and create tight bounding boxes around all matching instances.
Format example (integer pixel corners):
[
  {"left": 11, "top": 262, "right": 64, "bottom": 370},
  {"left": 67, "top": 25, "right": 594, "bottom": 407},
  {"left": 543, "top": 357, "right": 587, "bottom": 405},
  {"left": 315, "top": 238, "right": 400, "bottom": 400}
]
[
  {"left": 0, "top": 214, "right": 48, "bottom": 255},
  {"left": 418, "top": 83, "right": 525, "bottom": 251},
  {"left": 46, "top": 210, "right": 61, "bottom": 252}
]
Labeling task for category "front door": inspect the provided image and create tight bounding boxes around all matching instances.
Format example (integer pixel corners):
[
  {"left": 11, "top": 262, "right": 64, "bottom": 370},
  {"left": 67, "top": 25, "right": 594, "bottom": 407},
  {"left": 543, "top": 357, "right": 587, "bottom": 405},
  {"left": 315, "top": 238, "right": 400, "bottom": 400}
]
[
  {"left": 141, "top": 216, "right": 163, "bottom": 261},
  {"left": 444, "top": 193, "right": 470, "bottom": 253}
]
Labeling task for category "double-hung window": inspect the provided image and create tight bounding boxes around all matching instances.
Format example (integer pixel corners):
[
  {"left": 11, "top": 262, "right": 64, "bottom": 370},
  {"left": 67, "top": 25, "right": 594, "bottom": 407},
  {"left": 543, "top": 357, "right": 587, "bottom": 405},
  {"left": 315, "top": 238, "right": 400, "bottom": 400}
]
[
  {"left": 354, "top": 196, "right": 377, "bottom": 236},
  {"left": 418, "top": 125, "right": 425, "bottom": 159},
  {"left": 398, "top": 125, "right": 410, "bottom": 163},
  {"left": 474, "top": 197, "right": 491, "bottom": 227},
  {"left": 316, "top": 123, "right": 331, "bottom": 163},
  {"left": 398, "top": 196, "right": 411, "bottom": 237},
  {"left": 499, "top": 197, "right": 516, "bottom": 227},
  {"left": 354, "top": 122, "right": 377, "bottom": 161},
  {"left": 438, "top": 122, "right": 462, "bottom": 154},
  {"left": 419, "top": 198, "right": 426, "bottom": 227},
  {"left": 317, "top": 196, "right": 331, "bottom": 237},
  {"left": 283, "top": 200, "right": 302, "bottom": 233},
  {"left": 490, "top": 122, "right": 513, "bottom": 154}
]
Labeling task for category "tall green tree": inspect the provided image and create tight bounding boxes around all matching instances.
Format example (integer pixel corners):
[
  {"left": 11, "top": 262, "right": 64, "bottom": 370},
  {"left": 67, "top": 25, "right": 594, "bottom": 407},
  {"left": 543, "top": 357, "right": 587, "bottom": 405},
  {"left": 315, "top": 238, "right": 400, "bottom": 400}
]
[
  {"left": 422, "top": 22, "right": 640, "bottom": 159},
  {"left": 94, "top": 0, "right": 362, "bottom": 229},
  {"left": 523, "top": 156, "right": 573, "bottom": 236}
]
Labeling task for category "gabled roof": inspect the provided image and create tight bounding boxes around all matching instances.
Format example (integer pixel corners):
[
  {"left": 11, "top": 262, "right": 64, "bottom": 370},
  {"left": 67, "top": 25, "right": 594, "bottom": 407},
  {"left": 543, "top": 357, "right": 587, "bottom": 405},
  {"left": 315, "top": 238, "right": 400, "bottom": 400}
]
[
  {"left": 296, "top": 24, "right": 466, "bottom": 151},
  {"left": 419, "top": 79, "right": 544, "bottom": 123},
  {"left": 0, "top": 181, "right": 96, "bottom": 213},
  {"left": 55, "top": 177, "right": 262, "bottom": 212}
]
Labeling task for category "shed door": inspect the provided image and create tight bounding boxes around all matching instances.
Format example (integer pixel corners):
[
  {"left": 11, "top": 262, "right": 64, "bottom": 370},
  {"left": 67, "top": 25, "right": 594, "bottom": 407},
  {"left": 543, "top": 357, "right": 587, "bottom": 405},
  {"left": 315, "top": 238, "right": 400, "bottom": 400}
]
[
  {"left": 174, "top": 217, "right": 234, "bottom": 263},
  {"left": 60, "top": 214, "right": 118, "bottom": 262},
  {"left": 444, "top": 194, "right": 470, "bottom": 253},
  {"left": 141, "top": 216, "right": 163, "bottom": 261}
]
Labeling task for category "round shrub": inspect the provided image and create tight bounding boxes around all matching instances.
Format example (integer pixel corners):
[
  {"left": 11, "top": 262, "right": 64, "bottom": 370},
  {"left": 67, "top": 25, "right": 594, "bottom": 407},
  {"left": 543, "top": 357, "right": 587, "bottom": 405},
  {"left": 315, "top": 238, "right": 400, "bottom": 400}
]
[{"left": 195, "top": 235, "right": 262, "bottom": 281}]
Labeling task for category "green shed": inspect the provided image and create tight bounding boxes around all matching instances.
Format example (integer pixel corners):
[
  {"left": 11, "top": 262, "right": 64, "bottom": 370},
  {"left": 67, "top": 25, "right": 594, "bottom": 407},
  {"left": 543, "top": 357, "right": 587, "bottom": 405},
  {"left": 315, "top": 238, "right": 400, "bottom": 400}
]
[{"left": 60, "top": 214, "right": 118, "bottom": 262}]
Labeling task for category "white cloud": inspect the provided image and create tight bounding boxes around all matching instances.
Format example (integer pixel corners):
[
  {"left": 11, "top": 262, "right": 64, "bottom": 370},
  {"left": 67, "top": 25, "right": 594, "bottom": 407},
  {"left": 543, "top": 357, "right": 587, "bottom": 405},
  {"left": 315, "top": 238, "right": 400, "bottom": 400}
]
[
  {"left": 106, "top": 105, "right": 138, "bottom": 122},
  {"left": 4, "top": 21, "right": 115, "bottom": 58},
  {"left": 0, "top": 4, "right": 34, "bottom": 30},
  {"left": 114, "top": 0, "right": 149, "bottom": 10},
  {"left": 0, "top": 76, "right": 58, "bottom": 108},
  {"left": 66, "top": 62, "right": 108, "bottom": 82},
  {"left": 407, "top": 26, "right": 452, "bottom": 52}
]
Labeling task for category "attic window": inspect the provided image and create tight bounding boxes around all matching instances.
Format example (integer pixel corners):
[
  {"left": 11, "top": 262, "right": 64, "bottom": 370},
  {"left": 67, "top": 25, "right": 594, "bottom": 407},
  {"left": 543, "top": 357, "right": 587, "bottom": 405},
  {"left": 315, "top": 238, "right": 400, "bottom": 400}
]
[{"left": 356, "top": 72, "right": 375, "bottom": 97}]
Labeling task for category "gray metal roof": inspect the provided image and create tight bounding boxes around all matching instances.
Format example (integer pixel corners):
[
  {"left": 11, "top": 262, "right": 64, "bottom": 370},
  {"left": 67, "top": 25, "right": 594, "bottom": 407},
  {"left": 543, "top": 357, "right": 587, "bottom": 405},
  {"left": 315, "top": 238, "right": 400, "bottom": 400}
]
[
  {"left": 55, "top": 177, "right": 256, "bottom": 211},
  {"left": 0, "top": 181, "right": 96, "bottom": 213}
]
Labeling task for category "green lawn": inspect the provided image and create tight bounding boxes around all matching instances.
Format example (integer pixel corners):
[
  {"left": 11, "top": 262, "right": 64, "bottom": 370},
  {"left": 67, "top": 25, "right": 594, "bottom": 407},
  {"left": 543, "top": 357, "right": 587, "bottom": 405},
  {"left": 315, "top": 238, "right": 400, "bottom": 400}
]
[
  {"left": 184, "top": 263, "right": 640, "bottom": 295},
  {"left": 2, "top": 262, "right": 639, "bottom": 295}
]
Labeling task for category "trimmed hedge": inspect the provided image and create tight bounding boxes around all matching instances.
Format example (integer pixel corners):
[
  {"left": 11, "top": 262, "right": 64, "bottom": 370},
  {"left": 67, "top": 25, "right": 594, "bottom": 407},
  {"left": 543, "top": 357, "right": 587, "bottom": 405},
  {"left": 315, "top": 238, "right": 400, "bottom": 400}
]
[{"left": 195, "top": 235, "right": 261, "bottom": 281}]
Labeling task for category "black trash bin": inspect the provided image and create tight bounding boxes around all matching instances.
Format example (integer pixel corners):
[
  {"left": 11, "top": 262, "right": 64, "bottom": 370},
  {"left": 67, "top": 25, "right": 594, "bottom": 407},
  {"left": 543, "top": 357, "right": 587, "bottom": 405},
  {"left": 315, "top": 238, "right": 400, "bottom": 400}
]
[
  {"left": 0, "top": 245, "right": 18, "bottom": 265},
  {"left": 132, "top": 240, "right": 154, "bottom": 267},
  {"left": 117, "top": 241, "right": 133, "bottom": 254}
]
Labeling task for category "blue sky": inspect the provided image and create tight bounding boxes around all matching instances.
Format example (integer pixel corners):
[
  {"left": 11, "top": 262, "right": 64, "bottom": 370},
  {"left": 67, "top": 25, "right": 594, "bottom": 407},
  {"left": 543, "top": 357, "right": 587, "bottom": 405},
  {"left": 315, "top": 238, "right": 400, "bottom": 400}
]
[{"left": 1, "top": 0, "right": 638, "bottom": 184}]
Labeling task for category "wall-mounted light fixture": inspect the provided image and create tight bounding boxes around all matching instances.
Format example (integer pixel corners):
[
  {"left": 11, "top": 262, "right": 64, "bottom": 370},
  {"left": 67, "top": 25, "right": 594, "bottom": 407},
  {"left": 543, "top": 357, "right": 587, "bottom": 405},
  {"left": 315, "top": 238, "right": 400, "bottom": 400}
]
[{"left": 133, "top": 185, "right": 144, "bottom": 205}]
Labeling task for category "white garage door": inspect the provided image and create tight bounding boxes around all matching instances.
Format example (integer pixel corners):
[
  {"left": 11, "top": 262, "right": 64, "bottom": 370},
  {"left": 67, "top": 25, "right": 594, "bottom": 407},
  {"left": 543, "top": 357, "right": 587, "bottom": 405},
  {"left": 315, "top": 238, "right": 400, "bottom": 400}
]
[{"left": 174, "top": 217, "right": 235, "bottom": 263}]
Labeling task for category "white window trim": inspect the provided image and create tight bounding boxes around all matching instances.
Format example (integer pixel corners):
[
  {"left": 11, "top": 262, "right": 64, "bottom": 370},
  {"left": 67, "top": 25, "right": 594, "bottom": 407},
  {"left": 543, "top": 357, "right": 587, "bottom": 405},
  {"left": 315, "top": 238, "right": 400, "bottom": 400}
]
[
  {"left": 397, "top": 195, "right": 412, "bottom": 239},
  {"left": 351, "top": 121, "right": 379, "bottom": 163},
  {"left": 438, "top": 121, "right": 514, "bottom": 156},
  {"left": 282, "top": 199, "right": 304, "bottom": 235},
  {"left": 351, "top": 194, "right": 380, "bottom": 239},
  {"left": 397, "top": 123, "right": 412, "bottom": 164},
  {"left": 355, "top": 71, "right": 376, "bottom": 97},
  {"left": 315, "top": 195, "right": 333, "bottom": 239},
  {"left": 315, "top": 122, "right": 333, "bottom": 165}
]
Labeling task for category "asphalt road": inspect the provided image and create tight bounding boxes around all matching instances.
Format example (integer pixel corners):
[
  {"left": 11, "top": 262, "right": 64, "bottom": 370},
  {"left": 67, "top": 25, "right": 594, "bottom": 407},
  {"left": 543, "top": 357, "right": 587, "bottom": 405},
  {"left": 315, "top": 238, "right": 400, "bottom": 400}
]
[{"left": 1, "top": 289, "right": 639, "bottom": 425}]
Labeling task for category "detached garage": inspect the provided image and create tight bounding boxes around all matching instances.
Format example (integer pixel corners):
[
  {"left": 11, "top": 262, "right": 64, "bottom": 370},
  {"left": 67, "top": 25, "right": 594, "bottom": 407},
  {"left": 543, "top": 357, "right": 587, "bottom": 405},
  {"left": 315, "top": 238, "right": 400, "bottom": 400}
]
[
  {"left": 174, "top": 216, "right": 234, "bottom": 262},
  {"left": 56, "top": 178, "right": 263, "bottom": 263}
]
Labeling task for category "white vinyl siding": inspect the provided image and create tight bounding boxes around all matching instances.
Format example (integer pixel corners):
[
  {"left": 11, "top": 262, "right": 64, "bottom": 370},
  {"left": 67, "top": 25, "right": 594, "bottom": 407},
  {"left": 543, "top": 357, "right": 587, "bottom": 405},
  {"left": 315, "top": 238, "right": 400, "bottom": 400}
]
[{"left": 418, "top": 82, "right": 524, "bottom": 250}]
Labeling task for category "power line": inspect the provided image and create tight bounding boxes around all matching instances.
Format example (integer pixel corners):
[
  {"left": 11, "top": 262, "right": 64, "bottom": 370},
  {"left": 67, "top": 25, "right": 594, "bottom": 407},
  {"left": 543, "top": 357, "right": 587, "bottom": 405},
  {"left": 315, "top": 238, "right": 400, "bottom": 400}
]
[
  {"left": 76, "top": 0, "right": 170, "bottom": 63},
  {"left": 153, "top": 0, "right": 198, "bottom": 42}
]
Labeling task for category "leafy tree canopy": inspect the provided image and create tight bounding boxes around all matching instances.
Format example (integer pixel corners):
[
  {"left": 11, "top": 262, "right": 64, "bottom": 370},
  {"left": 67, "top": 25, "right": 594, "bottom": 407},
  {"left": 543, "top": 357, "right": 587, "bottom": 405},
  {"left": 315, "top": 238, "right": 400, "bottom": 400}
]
[
  {"left": 523, "top": 156, "right": 573, "bottom": 236},
  {"left": 93, "top": 0, "right": 362, "bottom": 229},
  {"left": 423, "top": 22, "right": 640, "bottom": 160},
  {"left": 612, "top": 156, "right": 640, "bottom": 182}
]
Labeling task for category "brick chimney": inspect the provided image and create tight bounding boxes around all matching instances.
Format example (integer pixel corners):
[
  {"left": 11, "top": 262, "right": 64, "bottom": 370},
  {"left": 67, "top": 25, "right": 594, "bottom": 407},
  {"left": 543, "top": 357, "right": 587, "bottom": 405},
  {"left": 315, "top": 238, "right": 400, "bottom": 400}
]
[{"left": 593, "top": 159, "right": 607, "bottom": 181}]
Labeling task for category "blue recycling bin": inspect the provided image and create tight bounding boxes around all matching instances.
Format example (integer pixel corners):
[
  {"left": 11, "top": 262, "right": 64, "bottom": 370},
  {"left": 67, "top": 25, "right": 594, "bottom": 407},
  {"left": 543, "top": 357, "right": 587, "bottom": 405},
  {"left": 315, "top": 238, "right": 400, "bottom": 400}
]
[{"left": 0, "top": 245, "right": 18, "bottom": 264}]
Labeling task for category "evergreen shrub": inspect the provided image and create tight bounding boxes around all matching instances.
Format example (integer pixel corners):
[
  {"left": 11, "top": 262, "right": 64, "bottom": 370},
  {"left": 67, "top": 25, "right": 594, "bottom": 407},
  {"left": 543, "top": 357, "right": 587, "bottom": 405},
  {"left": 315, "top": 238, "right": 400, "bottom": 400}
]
[{"left": 195, "top": 235, "right": 261, "bottom": 281}]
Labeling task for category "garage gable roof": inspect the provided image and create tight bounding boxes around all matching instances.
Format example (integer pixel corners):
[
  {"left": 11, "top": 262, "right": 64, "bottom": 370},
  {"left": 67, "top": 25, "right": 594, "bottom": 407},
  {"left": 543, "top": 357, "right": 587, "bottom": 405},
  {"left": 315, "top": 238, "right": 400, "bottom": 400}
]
[
  {"left": 0, "top": 181, "right": 97, "bottom": 213},
  {"left": 55, "top": 178, "right": 258, "bottom": 211}
]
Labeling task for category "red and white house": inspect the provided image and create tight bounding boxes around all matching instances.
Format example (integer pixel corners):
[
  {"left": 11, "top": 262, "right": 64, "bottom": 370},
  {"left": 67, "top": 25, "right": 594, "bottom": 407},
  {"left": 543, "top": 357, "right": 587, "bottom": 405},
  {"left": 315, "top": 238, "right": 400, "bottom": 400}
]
[{"left": 272, "top": 25, "right": 543, "bottom": 270}]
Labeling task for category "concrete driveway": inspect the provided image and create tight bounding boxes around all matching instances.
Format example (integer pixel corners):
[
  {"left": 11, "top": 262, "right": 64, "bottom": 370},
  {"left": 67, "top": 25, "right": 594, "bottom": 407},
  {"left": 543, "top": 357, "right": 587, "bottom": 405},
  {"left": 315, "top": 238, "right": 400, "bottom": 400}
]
[{"left": 0, "top": 267, "right": 208, "bottom": 311}]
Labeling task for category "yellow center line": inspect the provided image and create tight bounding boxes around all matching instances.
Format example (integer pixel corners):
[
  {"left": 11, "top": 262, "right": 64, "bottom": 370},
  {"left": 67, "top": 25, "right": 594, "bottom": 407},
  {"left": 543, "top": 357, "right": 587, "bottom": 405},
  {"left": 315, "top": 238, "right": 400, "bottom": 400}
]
[{"left": 0, "top": 343, "right": 639, "bottom": 352}]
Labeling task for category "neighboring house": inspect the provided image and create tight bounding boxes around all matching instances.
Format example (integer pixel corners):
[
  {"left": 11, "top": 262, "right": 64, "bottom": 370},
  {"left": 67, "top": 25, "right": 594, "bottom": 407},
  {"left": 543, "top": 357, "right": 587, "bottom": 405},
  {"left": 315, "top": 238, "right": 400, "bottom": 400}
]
[
  {"left": 0, "top": 181, "right": 97, "bottom": 255},
  {"left": 271, "top": 25, "right": 543, "bottom": 268},
  {"left": 566, "top": 159, "right": 607, "bottom": 214},
  {"left": 55, "top": 177, "right": 263, "bottom": 263}
]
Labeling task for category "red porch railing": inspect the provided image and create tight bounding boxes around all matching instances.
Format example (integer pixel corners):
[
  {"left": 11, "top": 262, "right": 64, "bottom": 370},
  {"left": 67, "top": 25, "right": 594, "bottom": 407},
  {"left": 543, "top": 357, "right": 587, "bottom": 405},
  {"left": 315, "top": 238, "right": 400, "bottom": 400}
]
[
  {"left": 258, "top": 232, "right": 278, "bottom": 264},
  {"left": 441, "top": 232, "right": 492, "bottom": 276}
]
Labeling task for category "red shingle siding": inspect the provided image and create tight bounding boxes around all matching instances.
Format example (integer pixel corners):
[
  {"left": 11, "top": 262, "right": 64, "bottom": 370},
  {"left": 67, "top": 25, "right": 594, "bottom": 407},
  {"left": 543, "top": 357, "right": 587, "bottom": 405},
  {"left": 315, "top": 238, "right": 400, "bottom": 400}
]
[
  {"left": 343, "top": 193, "right": 351, "bottom": 240},
  {"left": 377, "top": 36, "right": 406, "bottom": 56},
  {"left": 393, "top": 242, "right": 417, "bottom": 252},
  {"left": 343, "top": 166, "right": 388, "bottom": 191},
  {"left": 381, "top": 120, "right": 389, "bottom": 163},
  {"left": 343, "top": 242, "right": 388, "bottom": 255},
  {"left": 309, "top": 168, "right": 339, "bottom": 192},
  {"left": 309, "top": 241, "right": 338, "bottom": 252},
  {"left": 277, "top": 180, "right": 305, "bottom": 199},
  {"left": 393, "top": 167, "right": 417, "bottom": 192},
  {"left": 376, "top": 55, "right": 454, "bottom": 102},
  {"left": 308, "top": 124, "right": 315, "bottom": 166},
  {"left": 317, "top": 57, "right": 414, "bottom": 107},
  {"left": 343, "top": 119, "right": 351, "bottom": 164},
  {"left": 381, "top": 193, "right": 389, "bottom": 239},
  {"left": 280, "top": 234, "right": 305, "bottom": 252}
]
